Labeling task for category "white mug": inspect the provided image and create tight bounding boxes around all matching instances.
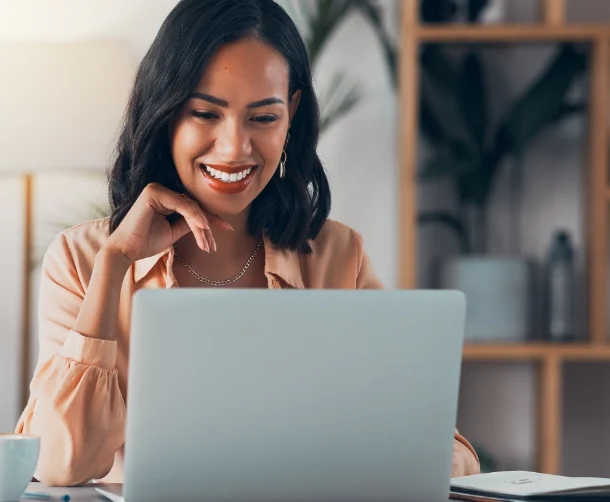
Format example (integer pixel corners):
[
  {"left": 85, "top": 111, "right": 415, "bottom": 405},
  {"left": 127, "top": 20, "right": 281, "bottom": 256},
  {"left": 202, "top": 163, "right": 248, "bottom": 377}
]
[{"left": 0, "top": 434, "right": 40, "bottom": 502}]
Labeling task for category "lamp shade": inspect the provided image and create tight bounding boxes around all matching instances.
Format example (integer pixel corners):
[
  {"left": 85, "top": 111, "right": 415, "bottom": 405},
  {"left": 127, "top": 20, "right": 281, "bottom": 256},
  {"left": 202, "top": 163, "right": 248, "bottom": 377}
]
[{"left": 0, "top": 41, "right": 136, "bottom": 172}]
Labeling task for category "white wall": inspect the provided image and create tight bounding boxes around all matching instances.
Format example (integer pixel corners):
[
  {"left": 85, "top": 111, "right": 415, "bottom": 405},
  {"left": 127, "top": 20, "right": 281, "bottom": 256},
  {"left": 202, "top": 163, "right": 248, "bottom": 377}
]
[{"left": 0, "top": 179, "right": 25, "bottom": 432}]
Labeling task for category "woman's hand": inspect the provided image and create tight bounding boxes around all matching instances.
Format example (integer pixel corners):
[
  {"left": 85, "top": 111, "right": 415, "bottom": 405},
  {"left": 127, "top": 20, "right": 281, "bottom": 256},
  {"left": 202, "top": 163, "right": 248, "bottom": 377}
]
[{"left": 105, "top": 182, "right": 232, "bottom": 266}]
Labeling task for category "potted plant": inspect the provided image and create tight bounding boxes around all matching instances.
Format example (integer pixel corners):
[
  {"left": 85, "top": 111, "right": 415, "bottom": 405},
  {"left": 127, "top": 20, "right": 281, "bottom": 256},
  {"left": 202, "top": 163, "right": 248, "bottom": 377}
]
[
  {"left": 416, "top": 43, "right": 586, "bottom": 341},
  {"left": 354, "top": 1, "right": 587, "bottom": 340}
]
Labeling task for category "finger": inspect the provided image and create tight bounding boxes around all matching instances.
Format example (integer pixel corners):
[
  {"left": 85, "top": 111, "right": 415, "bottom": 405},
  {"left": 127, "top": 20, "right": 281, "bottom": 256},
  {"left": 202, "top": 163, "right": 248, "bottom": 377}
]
[
  {"left": 176, "top": 193, "right": 216, "bottom": 249},
  {"left": 169, "top": 216, "right": 191, "bottom": 242},
  {"left": 201, "top": 228, "right": 211, "bottom": 253},
  {"left": 148, "top": 187, "right": 209, "bottom": 230},
  {"left": 206, "top": 213, "right": 234, "bottom": 232},
  {"left": 191, "top": 220, "right": 209, "bottom": 252},
  {"left": 170, "top": 216, "right": 208, "bottom": 251},
  {"left": 147, "top": 186, "right": 218, "bottom": 251},
  {"left": 204, "top": 228, "right": 217, "bottom": 252}
]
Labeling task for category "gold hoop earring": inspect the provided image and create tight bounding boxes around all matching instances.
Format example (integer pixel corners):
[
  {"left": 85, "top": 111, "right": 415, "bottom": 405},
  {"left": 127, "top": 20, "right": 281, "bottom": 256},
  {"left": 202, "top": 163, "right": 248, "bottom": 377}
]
[
  {"left": 279, "top": 150, "right": 287, "bottom": 179},
  {"left": 279, "top": 131, "right": 290, "bottom": 179}
]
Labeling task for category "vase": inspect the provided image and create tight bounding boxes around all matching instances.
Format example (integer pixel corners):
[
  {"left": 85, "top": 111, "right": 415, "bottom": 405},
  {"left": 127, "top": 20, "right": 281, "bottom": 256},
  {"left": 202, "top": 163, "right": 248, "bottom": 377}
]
[{"left": 439, "top": 256, "right": 535, "bottom": 342}]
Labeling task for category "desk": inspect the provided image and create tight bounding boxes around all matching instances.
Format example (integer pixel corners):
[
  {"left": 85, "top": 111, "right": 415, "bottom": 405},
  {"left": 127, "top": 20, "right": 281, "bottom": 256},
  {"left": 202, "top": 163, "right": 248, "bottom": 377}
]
[
  {"left": 24, "top": 482, "right": 465, "bottom": 501},
  {"left": 23, "top": 483, "right": 120, "bottom": 501}
]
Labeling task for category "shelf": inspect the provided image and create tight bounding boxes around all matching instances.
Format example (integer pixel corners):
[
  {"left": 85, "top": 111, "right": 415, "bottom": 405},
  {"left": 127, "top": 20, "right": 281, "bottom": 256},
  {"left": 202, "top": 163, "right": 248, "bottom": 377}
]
[
  {"left": 463, "top": 342, "right": 610, "bottom": 361},
  {"left": 417, "top": 24, "right": 610, "bottom": 43}
]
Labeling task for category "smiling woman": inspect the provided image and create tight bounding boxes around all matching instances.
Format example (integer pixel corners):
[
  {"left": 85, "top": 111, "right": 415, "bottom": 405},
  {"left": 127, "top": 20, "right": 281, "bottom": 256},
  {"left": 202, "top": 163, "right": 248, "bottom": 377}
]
[
  {"left": 14, "top": 0, "right": 479, "bottom": 487},
  {"left": 170, "top": 38, "right": 301, "bottom": 212}
]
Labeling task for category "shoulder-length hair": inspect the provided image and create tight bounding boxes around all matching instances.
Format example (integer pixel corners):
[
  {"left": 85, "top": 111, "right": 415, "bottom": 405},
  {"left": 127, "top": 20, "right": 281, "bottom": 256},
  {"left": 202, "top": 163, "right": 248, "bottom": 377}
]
[{"left": 108, "top": 0, "right": 330, "bottom": 253}]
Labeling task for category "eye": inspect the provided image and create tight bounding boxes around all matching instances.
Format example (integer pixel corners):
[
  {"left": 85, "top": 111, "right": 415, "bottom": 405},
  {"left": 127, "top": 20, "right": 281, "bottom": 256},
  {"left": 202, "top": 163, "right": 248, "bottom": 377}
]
[
  {"left": 191, "top": 111, "right": 219, "bottom": 120},
  {"left": 251, "top": 115, "right": 278, "bottom": 124}
]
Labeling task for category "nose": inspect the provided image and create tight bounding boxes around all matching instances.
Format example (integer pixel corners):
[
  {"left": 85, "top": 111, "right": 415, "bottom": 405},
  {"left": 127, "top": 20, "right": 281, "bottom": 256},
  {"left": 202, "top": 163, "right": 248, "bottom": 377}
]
[{"left": 214, "top": 119, "right": 252, "bottom": 163}]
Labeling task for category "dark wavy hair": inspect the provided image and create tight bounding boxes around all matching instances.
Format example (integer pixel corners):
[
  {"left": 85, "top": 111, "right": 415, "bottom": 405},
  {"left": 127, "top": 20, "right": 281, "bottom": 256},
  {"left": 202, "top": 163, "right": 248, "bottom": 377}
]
[{"left": 108, "top": 0, "right": 330, "bottom": 253}]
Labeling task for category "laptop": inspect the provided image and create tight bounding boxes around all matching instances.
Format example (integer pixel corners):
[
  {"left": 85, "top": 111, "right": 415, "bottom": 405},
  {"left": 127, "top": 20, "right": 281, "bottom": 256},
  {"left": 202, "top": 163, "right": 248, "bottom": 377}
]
[{"left": 96, "top": 289, "right": 466, "bottom": 502}]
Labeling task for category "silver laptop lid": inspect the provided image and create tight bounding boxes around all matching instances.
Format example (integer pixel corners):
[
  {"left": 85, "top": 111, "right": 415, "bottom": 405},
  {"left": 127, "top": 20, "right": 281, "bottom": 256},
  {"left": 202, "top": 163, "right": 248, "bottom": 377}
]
[{"left": 124, "top": 289, "right": 466, "bottom": 502}]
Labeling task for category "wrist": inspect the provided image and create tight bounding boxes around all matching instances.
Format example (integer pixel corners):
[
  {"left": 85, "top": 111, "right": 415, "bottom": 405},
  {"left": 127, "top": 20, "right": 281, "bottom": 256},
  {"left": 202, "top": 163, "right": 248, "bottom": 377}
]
[{"left": 97, "top": 244, "right": 132, "bottom": 278}]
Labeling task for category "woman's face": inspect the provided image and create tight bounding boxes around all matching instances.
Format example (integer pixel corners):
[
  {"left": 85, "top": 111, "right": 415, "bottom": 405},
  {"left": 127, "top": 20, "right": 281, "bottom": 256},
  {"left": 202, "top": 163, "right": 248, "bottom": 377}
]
[{"left": 171, "top": 37, "right": 300, "bottom": 217}]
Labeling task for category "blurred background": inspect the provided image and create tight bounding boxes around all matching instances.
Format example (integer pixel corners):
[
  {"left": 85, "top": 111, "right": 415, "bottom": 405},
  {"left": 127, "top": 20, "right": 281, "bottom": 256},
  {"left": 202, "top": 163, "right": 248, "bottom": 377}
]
[{"left": 1, "top": 0, "right": 610, "bottom": 479}]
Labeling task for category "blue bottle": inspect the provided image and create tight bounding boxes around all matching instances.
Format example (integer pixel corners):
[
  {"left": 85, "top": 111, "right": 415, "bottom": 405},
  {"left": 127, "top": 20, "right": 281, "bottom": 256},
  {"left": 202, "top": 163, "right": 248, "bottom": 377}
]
[{"left": 544, "top": 230, "right": 575, "bottom": 341}]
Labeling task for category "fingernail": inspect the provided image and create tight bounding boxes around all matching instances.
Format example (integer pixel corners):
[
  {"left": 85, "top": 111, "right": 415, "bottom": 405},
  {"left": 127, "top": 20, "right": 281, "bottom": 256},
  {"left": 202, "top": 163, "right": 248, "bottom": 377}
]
[
  {"left": 212, "top": 237, "right": 217, "bottom": 252},
  {"left": 224, "top": 222, "right": 234, "bottom": 231}
]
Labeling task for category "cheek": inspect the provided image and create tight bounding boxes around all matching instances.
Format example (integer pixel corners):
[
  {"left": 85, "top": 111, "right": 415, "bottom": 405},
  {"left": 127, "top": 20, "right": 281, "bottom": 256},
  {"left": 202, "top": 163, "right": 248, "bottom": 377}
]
[
  {"left": 255, "top": 130, "right": 286, "bottom": 166},
  {"left": 171, "top": 120, "right": 210, "bottom": 165}
]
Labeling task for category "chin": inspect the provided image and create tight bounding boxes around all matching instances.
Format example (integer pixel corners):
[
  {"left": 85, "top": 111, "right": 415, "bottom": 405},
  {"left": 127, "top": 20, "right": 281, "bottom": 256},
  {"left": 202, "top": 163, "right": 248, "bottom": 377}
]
[{"left": 195, "top": 193, "right": 253, "bottom": 218}]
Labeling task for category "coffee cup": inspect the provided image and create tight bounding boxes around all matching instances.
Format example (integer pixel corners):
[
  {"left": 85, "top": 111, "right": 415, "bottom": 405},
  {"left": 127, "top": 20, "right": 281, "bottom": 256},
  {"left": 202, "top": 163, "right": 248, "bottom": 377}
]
[{"left": 0, "top": 434, "right": 40, "bottom": 502}]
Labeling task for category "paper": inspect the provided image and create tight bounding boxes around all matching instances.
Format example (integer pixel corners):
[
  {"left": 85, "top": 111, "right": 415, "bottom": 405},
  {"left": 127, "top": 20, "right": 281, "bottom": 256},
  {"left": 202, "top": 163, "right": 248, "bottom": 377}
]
[{"left": 451, "top": 471, "right": 610, "bottom": 496}]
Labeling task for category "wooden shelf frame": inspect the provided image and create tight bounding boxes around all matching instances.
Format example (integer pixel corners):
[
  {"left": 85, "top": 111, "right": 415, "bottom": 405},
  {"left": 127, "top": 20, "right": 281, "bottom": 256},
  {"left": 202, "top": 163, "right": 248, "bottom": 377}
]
[
  {"left": 463, "top": 343, "right": 610, "bottom": 361},
  {"left": 399, "top": 0, "right": 610, "bottom": 476},
  {"left": 417, "top": 24, "right": 610, "bottom": 43}
]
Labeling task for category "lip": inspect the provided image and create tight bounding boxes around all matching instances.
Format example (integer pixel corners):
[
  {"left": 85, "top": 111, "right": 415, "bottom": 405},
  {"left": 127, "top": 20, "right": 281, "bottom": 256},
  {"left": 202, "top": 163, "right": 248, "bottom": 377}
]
[{"left": 200, "top": 163, "right": 258, "bottom": 195}]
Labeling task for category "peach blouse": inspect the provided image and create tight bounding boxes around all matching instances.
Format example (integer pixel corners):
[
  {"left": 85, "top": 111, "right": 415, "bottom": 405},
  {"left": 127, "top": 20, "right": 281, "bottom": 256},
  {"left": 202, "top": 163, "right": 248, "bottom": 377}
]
[{"left": 16, "top": 218, "right": 479, "bottom": 486}]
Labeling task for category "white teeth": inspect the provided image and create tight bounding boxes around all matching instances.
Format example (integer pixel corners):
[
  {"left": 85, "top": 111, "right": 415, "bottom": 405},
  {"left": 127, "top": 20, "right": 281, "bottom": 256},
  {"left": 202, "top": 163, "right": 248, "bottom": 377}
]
[{"left": 204, "top": 165, "right": 255, "bottom": 183}]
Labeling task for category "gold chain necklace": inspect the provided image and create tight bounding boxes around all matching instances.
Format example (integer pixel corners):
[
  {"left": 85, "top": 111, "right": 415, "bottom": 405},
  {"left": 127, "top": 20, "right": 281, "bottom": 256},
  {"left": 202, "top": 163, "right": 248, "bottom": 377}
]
[{"left": 174, "top": 237, "right": 263, "bottom": 287}]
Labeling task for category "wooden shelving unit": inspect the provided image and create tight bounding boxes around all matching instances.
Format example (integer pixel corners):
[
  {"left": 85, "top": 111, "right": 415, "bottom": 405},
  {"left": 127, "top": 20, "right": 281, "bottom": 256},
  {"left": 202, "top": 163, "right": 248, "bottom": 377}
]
[
  {"left": 399, "top": 0, "right": 610, "bottom": 475},
  {"left": 418, "top": 24, "right": 610, "bottom": 42}
]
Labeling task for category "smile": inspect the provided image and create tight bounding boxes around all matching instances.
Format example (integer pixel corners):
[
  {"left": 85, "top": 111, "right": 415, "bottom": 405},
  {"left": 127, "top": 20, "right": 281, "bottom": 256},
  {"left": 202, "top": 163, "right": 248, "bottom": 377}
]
[
  {"left": 200, "top": 164, "right": 258, "bottom": 194},
  {"left": 206, "top": 165, "right": 253, "bottom": 182}
]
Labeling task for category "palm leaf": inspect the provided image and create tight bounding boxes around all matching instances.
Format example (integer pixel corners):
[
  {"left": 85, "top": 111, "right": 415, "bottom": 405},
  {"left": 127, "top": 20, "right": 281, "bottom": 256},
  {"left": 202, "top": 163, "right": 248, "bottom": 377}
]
[
  {"left": 458, "top": 51, "right": 487, "bottom": 150},
  {"left": 494, "top": 44, "right": 587, "bottom": 157},
  {"left": 420, "top": 92, "right": 449, "bottom": 146},
  {"left": 420, "top": 45, "right": 480, "bottom": 159},
  {"left": 305, "top": 0, "right": 354, "bottom": 66},
  {"left": 418, "top": 211, "right": 469, "bottom": 253},
  {"left": 352, "top": 0, "right": 398, "bottom": 88},
  {"left": 419, "top": 152, "right": 480, "bottom": 181},
  {"left": 550, "top": 101, "right": 587, "bottom": 123},
  {"left": 319, "top": 72, "right": 363, "bottom": 133}
]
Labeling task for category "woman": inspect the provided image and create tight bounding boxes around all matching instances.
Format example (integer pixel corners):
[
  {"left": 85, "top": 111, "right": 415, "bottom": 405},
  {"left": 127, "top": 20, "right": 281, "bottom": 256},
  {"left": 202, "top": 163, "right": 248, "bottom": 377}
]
[{"left": 16, "top": 0, "right": 479, "bottom": 486}]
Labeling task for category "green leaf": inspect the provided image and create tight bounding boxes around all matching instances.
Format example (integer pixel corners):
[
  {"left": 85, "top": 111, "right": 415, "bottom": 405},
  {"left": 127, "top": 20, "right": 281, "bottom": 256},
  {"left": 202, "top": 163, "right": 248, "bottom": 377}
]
[
  {"left": 418, "top": 211, "right": 469, "bottom": 253},
  {"left": 457, "top": 164, "right": 493, "bottom": 206},
  {"left": 458, "top": 51, "right": 487, "bottom": 149},
  {"left": 306, "top": 0, "right": 354, "bottom": 66},
  {"left": 550, "top": 101, "right": 587, "bottom": 123},
  {"left": 419, "top": 154, "right": 480, "bottom": 181},
  {"left": 319, "top": 72, "right": 363, "bottom": 133},
  {"left": 420, "top": 93, "right": 448, "bottom": 146},
  {"left": 420, "top": 45, "right": 480, "bottom": 158},
  {"left": 352, "top": 0, "right": 398, "bottom": 88},
  {"left": 495, "top": 44, "right": 587, "bottom": 157}
]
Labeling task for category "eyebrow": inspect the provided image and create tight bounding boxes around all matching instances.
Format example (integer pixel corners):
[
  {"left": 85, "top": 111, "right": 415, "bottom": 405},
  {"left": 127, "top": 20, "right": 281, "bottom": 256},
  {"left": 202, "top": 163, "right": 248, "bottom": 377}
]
[{"left": 190, "top": 92, "right": 284, "bottom": 109}]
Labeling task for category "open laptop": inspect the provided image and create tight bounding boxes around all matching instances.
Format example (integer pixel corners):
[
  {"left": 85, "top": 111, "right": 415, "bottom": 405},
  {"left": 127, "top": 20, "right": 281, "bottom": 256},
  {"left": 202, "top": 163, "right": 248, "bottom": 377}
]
[{"left": 96, "top": 289, "right": 466, "bottom": 502}]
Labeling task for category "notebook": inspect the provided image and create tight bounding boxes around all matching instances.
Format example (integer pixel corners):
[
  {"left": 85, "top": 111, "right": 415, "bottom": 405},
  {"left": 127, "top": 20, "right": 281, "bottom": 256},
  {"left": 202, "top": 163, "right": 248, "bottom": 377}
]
[
  {"left": 95, "top": 485, "right": 123, "bottom": 502},
  {"left": 451, "top": 471, "right": 610, "bottom": 501}
]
